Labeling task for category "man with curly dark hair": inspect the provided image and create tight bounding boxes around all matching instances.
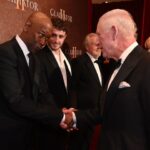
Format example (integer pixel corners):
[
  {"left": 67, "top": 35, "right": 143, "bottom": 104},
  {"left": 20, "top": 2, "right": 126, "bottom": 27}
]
[{"left": 36, "top": 17, "right": 72, "bottom": 150}]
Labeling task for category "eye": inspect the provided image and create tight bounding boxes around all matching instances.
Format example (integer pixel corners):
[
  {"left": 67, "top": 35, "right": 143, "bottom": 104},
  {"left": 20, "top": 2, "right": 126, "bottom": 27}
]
[
  {"left": 38, "top": 33, "right": 45, "bottom": 38},
  {"left": 59, "top": 35, "right": 65, "bottom": 39},
  {"left": 38, "top": 32, "right": 49, "bottom": 40},
  {"left": 50, "top": 34, "right": 57, "bottom": 38}
]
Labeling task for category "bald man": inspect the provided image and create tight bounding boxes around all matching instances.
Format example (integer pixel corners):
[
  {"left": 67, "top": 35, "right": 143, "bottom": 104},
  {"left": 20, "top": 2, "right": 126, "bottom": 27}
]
[
  {"left": 0, "top": 12, "right": 65, "bottom": 150},
  {"left": 69, "top": 33, "right": 103, "bottom": 150}
]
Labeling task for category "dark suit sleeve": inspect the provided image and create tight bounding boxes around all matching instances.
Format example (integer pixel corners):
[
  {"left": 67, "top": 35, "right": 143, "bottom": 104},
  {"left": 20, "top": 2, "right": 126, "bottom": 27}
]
[
  {"left": 70, "top": 58, "right": 82, "bottom": 107},
  {"left": 140, "top": 58, "right": 150, "bottom": 144},
  {"left": 71, "top": 58, "right": 102, "bottom": 129},
  {"left": 75, "top": 108, "right": 102, "bottom": 130},
  {"left": 0, "top": 47, "right": 62, "bottom": 125},
  {"left": 71, "top": 59, "right": 81, "bottom": 90}
]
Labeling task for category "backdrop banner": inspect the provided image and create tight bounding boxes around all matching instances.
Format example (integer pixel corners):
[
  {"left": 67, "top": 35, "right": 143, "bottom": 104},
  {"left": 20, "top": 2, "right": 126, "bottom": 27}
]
[{"left": 0, "top": 0, "right": 89, "bottom": 57}]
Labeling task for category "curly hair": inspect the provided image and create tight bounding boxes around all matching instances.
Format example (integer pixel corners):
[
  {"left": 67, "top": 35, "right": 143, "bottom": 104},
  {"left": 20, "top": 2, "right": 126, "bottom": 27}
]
[{"left": 51, "top": 17, "right": 67, "bottom": 33}]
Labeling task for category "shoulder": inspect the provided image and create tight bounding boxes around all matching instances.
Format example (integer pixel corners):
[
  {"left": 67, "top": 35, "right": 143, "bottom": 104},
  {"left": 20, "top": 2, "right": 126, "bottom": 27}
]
[
  {"left": 71, "top": 54, "right": 89, "bottom": 72},
  {"left": 0, "top": 38, "right": 15, "bottom": 52},
  {"left": 0, "top": 38, "right": 18, "bottom": 60},
  {"left": 72, "top": 53, "right": 88, "bottom": 64}
]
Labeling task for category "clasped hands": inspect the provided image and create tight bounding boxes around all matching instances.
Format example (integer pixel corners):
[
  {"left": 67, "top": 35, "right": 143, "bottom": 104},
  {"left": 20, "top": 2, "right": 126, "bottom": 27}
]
[{"left": 60, "top": 107, "right": 78, "bottom": 132}]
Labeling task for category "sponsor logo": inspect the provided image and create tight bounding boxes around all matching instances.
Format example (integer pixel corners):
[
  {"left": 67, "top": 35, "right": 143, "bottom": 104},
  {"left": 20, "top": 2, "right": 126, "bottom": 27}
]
[
  {"left": 8, "top": 0, "right": 39, "bottom": 11},
  {"left": 70, "top": 46, "right": 82, "bottom": 58},
  {"left": 49, "top": 8, "right": 72, "bottom": 23}
]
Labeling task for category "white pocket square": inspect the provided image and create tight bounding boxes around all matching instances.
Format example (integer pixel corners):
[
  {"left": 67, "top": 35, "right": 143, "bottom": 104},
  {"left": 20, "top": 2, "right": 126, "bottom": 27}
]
[{"left": 118, "top": 81, "right": 131, "bottom": 89}]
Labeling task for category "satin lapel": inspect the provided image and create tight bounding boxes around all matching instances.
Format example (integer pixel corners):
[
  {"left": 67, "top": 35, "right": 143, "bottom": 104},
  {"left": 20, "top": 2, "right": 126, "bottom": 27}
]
[
  {"left": 44, "top": 47, "right": 67, "bottom": 89},
  {"left": 32, "top": 56, "right": 40, "bottom": 102},
  {"left": 12, "top": 38, "right": 30, "bottom": 85},
  {"left": 33, "top": 56, "right": 40, "bottom": 85},
  {"left": 84, "top": 54, "right": 101, "bottom": 86},
  {"left": 105, "top": 46, "right": 145, "bottom": 113},
  {"left": 45, "top": 47, "right": 59, "bottom": 69}
]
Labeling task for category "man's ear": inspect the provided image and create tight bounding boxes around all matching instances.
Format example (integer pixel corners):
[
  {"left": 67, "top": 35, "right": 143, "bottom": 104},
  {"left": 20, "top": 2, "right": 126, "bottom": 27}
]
[
  {"left": 111, "top": 25, "right": 118, "bottom": 41},
  {"left": 23, "top": 20, "right": 31, "bottom": 32}
]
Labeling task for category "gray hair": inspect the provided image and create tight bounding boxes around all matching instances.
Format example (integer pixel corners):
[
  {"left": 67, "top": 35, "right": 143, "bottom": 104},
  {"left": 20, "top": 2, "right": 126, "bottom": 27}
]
[
  {"left": 98, "top": 9, "right": 137, "bottom": 40},
  {"left": 84, "top": 33, "right": 99, "bottom": 47}
]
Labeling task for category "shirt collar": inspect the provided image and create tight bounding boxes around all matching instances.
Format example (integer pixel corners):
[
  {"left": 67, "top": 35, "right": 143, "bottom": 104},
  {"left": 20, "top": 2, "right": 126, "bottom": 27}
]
[
  {"left": 15, "top": 35, "right": 30, "bottom": 56},
  {"left": 119, "top": 41, "right": 138, "bottom": 64},
  {"left": 51, "top": 48, "right": 72, "bottom": 75},
  {"left": 86, "top": 52, "right": 97, "bottom": 63}
]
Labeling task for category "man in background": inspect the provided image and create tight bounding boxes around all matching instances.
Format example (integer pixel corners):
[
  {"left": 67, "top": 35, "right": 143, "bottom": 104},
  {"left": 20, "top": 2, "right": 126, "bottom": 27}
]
[
  {"left": 0, "top": 12, "right": 67, "bottom": 150},
  {"left": 69, "top": 33, "right": 103, "bottom": 150},
  {"left": 37, "top": 17, "right": 72, "bottom": 150}
]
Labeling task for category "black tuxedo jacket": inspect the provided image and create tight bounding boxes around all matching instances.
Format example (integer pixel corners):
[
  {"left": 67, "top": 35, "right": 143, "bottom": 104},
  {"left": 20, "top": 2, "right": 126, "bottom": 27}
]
[
  {"left": 69, "top": 53, "right": 103, "bottom": 150},
  {"left": 76, "top": 45, "right": 150, "bottom": 150},
  {"left": 71, "top": 53, "right": 103, "bottom": 110},
  {"left": 0, "top": 38, "right": 62, "bottom": 150},
  {"left": 37, "top": 46, "right": 72, "bottom": 108},
  {"left": 36, "top": 46, "right": 72, "bottom": 150}
]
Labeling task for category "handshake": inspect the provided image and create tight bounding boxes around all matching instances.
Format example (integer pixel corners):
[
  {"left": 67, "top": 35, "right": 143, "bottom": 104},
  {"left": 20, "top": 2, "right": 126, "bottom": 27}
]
[{"left": 60, "top": 107, "right": 78, "bottom": 132}]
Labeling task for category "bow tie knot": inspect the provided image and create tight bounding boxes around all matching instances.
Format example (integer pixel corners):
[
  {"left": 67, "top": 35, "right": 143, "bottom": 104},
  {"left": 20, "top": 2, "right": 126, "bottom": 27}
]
[
  {"left": 94, "top": 59, "right": 103, "bottom": 65},
  {"left": 94, "top": 59, "right": 99, "bottom": 64},
  {"left": 113, "top": 59, "right": 121, "bottom": 69}
]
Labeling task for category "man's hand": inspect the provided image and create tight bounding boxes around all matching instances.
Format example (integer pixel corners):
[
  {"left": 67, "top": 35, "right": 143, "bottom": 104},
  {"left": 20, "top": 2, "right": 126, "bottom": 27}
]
[{"left": 60, "top": 108, "right": 78, "bottom": 132}]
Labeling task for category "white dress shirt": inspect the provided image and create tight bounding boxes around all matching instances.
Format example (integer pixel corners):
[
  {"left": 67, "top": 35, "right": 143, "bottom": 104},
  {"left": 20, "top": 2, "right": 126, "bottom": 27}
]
[
  {"left": 51, "top": 49, "right": 72, "bottom": 91},
  {"left": 107, "top": 41, "right": 138, "bottom": 90},
  {"left": 16, "top": 35, "right": 30, "bottom": 65},
  {"left": 86, "top": 52, "right": 103, "bottom": 86}
]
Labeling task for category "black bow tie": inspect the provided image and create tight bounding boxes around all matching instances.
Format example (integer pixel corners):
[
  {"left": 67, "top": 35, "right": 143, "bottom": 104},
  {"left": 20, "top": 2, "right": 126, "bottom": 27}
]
[
  {"left": 94, "top": 58, "right": 103, "bottom": 65},
  {"left": 113, "top": 59, "right": 121, "bottom": 69},
  {"left": 94, "top": 59, "right": 99, "bottom": 64}
]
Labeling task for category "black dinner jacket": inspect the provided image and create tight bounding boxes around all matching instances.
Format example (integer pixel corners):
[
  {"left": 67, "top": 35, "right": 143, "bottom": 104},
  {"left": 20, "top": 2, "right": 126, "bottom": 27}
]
[
  {"left": 37, "top": 46, "right": 72, "bottom": 108},
  {"left": 0, "top": 38, "right": 62, "bottom": 150},
  {"left": 71, "top": 53, "right": 103, "bottom": 110},
  {"left": 75, "top": 46, "right": 150, "bottom": 150},
  {"left": 98, "top": 45, "right": 150, "bottom": 150},
  {"left": 69, "top": 53, "right": 103, "bottom": 150},
  {"left": 36, "top": 45, "right": 72, "bottom": 150}
]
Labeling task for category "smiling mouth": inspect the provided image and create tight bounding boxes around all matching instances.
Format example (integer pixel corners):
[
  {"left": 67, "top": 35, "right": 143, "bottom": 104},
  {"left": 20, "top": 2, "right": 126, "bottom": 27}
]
[{"left": 53, "top": 44, "right": 59, "bottom": 46}]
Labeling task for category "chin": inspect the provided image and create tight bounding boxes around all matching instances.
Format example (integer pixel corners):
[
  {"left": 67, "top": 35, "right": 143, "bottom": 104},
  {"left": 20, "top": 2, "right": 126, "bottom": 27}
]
[{"left": 52, "top": 48, "right": 60, "bottom": 51}]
